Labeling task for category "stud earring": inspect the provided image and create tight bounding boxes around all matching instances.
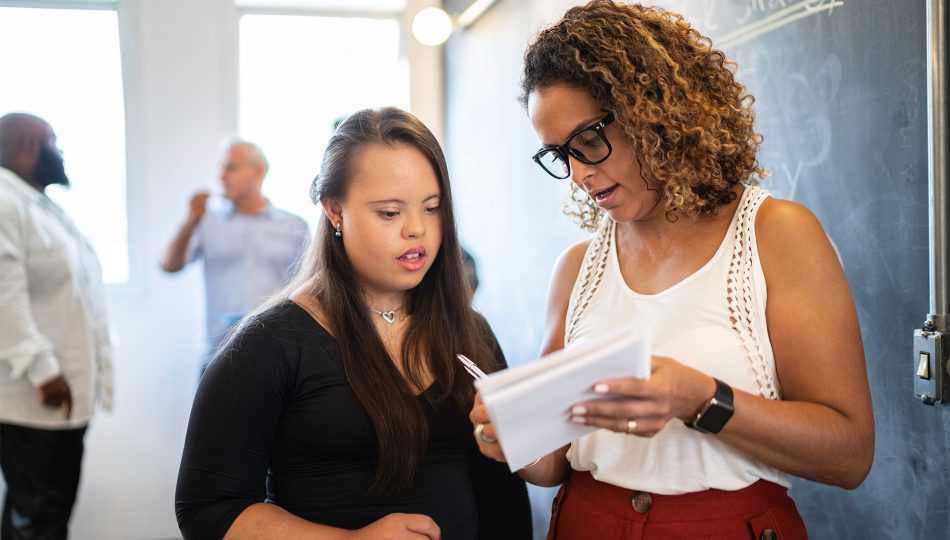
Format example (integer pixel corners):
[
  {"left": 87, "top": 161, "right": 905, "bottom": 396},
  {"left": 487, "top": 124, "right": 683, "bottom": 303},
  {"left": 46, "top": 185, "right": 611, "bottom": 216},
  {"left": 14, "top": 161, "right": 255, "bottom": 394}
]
[{"left": 334, "top": 222, "right": 342, "bottom": 238}]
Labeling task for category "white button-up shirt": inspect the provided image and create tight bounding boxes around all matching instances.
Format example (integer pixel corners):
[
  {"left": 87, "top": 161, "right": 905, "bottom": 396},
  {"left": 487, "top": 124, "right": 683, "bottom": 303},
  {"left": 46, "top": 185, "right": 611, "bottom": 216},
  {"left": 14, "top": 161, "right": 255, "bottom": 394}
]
[{"left": 0, "top": 166, "right": 112, "bottom": 429}]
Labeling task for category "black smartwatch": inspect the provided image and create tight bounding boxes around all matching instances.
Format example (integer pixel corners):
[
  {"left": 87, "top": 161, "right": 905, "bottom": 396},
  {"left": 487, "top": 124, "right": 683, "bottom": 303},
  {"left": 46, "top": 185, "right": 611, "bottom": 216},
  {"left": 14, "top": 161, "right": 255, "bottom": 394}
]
[{"left": 688, "top": 378, "right": 734, "bottom": 434}]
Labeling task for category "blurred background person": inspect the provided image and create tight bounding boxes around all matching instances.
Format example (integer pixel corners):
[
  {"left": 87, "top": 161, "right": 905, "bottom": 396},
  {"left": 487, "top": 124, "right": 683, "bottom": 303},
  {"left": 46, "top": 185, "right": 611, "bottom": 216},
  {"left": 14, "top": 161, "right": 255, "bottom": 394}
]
[
  {"left": 160, "top": 140, "right": 309, "bottom": 375},
  {"left": 460, "top": 246, "right": 479, "bottom": 303},
  {"left": 0, "top": 112, "right": 113, "bottom": 540}
]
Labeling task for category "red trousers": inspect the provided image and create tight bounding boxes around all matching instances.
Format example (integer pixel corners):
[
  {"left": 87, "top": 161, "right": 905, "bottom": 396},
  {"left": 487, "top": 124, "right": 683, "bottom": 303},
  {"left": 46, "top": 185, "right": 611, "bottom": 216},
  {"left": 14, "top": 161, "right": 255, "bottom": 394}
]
[{"left": 547, "top": 471, "right": 808, "bottom": 539}]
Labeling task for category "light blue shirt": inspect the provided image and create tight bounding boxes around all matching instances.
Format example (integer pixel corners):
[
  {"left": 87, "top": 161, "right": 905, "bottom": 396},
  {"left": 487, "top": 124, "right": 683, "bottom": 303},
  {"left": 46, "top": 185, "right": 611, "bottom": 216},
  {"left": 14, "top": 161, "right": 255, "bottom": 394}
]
[{"left": 187, "top": 201, "right": 309, "bottom": 351}]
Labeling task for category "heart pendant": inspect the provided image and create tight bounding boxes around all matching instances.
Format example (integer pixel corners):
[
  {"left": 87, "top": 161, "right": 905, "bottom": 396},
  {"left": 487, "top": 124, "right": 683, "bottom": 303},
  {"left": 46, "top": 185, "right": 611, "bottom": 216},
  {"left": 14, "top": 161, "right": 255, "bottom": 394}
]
[{"left": 380, "top": 311, "right": 397, "bottom": 324}]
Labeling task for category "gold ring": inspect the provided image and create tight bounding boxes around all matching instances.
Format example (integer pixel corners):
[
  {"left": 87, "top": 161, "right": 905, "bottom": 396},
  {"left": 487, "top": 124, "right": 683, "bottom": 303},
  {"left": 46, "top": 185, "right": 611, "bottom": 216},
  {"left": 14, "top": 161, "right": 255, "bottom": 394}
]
[
  {"left": 626, "top": 419, "right": 637, "bottom": 434},
  {"left": 475, "top": 423, "right": 497, "bottom": 444}
]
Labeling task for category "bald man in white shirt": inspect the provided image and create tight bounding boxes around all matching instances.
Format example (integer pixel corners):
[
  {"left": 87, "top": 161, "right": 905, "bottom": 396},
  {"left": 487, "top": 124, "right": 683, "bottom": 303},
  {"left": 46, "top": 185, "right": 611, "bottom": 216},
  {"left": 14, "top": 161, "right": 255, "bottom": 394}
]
[{"left": 0, "top": 113, "right": 113, "bottom": 540}]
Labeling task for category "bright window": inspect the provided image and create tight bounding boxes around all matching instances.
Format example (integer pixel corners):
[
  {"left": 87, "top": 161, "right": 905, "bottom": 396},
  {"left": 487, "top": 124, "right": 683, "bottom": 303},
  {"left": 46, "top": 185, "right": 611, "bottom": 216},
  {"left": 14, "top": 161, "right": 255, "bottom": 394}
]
[
  {"left": 0, "top": 6, "right": 128, "bottom": 284},
  {"left": 239, "top": 13, "right": 409, "bottom": 225},
  {"left": 237, "top": 0, "right": 405, "bottom": 10}
]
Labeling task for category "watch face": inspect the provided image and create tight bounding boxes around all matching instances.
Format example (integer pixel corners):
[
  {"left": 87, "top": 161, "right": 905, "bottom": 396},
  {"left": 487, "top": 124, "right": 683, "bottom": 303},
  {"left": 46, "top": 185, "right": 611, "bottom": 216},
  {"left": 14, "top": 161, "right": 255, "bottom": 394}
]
[
  {"left": 690, "top": 379, "right": 735, "bottom": 434},
  {"left": 697, "top": 400, "right": 733, "bottom": 432}
]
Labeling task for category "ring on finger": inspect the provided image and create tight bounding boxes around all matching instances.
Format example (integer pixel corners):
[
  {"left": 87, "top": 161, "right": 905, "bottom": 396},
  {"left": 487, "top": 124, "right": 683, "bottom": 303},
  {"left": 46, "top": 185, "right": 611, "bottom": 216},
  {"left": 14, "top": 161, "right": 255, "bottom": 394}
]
[
  {"left": 475, "top": 423, "right": 497, "bottom": 444},
  {"left": 625, "top": 419, "right": 638, "bottom": 434}
]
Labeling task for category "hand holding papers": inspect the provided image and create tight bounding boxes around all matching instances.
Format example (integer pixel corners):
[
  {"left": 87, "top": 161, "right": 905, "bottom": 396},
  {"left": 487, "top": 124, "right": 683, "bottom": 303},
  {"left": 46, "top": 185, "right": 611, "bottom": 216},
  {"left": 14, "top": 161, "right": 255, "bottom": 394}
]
[{"left": 474, "top": 327, "right": 651, "bottom": 471}]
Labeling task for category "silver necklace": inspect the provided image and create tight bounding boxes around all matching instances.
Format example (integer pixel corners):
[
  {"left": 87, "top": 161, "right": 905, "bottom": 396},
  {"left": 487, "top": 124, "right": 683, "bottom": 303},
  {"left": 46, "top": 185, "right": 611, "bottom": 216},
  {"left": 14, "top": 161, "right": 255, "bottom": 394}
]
[{"left": 370, "top": 306, "right": 403, "bottom": 324}]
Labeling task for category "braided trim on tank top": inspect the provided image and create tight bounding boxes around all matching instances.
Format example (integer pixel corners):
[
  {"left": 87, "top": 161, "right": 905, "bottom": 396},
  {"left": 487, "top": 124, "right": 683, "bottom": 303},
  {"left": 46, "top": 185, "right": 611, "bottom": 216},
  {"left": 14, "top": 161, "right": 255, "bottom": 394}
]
[
  {"left": 727, "top": 187, "right": 777, "bottom": 399},
  {"left": 565, "top": 220, "right": 615, "bottom": 345}
]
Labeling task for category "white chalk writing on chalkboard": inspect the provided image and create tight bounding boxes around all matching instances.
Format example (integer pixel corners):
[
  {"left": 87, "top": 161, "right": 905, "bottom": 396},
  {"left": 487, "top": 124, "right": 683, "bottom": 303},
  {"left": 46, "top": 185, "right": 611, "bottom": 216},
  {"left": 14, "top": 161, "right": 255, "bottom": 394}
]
[{"left": 715, "top": 0, "right": 844, "bottom": 49}]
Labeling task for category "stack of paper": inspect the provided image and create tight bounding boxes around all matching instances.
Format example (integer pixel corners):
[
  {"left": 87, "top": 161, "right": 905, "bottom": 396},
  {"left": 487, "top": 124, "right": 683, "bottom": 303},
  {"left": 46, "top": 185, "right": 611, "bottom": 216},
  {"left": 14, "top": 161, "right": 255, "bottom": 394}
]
[{"left": 475, "top": 327, "right": 651, "bottom": 471}]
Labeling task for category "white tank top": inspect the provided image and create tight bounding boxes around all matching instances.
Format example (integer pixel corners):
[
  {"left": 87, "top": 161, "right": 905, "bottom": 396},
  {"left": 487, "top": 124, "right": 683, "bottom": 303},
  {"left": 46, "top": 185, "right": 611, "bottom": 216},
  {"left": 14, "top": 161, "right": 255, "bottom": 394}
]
[{"left": 564, "top": 186, "right": 790, "bottom": 494}]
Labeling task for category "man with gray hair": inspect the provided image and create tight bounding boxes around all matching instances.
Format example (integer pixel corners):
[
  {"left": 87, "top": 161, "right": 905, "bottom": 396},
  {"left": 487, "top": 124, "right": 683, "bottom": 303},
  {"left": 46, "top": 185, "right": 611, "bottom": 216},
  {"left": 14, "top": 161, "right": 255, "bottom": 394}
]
[
  {"left": 161, "top": 141, "right": 308, "bottom": 374},
  {"left": 0, "top": 112, "right": 113, "bottom": 539}
]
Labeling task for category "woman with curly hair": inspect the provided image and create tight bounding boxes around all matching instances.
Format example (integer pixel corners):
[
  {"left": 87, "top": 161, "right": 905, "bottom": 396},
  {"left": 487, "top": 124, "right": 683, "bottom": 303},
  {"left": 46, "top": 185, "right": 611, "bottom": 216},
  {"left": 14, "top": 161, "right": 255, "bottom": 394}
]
[{"left": 470, "top": 2, "right": 873, "bottom": 538}]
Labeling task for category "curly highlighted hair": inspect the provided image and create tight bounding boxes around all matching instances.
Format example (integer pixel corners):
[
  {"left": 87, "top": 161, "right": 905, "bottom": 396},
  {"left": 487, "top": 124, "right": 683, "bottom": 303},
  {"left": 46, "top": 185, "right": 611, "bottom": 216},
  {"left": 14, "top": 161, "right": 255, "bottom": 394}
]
[{"left": 522, "top": 0, "right": 766, "bottom": 231}]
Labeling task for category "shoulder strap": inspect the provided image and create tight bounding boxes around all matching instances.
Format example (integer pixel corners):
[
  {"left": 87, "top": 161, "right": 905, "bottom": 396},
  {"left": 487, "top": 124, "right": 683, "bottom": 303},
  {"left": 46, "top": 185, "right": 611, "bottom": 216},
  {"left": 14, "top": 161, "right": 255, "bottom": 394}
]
[
  {"left": 726, "top": 186, "right": 778, "bottom": 399},
  {"left": 565, "top": 219, "right": 615, "bottom": 346}
]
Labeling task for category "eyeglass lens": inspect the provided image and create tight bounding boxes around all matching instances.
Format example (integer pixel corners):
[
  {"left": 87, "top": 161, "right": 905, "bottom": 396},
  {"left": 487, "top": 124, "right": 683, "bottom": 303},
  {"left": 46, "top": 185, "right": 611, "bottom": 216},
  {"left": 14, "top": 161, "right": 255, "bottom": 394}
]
[
  {"left": 570, "top": 129, "right": 610, "bottom": 163},
  {"left": 535, "top": 124, "right": 611, "bottom": 179},
  {"left": 537, "top": 149, "right": 570, "bottom": 178}
]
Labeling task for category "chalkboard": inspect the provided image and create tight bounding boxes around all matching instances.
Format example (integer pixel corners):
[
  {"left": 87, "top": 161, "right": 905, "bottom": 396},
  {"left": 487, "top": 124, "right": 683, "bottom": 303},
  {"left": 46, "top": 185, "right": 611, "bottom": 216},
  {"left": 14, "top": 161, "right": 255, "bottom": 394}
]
[{"left": 663, "top": 0, "right": 947, "bottom": 537}]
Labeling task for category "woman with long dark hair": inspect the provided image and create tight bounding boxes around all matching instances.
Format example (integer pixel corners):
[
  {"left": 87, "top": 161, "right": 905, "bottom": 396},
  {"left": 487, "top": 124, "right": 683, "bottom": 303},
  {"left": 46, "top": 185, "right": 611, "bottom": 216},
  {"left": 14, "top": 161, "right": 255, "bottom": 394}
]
[
  {"left": 471, "top": 2, "right": 873, "bottom": 538},
  {"left": 176, "top": 107, "right": 531, "bottom": 540}
]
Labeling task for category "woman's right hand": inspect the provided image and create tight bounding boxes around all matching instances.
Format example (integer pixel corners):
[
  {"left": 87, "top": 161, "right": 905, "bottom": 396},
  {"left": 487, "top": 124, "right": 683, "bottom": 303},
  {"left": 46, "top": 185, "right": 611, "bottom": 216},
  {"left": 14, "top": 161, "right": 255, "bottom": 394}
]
[
  {"left": 469, "top": 392, "right": 507, "bottom": 463},
  {"left": 349, "top": 513, "right": 440, "bottom": 540}
]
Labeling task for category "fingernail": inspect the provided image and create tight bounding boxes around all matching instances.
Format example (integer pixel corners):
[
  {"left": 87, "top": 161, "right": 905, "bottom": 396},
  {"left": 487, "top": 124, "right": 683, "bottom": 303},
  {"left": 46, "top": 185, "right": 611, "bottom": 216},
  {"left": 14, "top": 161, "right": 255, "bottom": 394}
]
[
  {"left": 570, "top": 416, "right": 586, "bottom": 424},
  {"left": 571, "top": 405, "right": 587, "bottom": 415},
  {"left": 593, "top": 383, "right": 609, "bottom": 394}
]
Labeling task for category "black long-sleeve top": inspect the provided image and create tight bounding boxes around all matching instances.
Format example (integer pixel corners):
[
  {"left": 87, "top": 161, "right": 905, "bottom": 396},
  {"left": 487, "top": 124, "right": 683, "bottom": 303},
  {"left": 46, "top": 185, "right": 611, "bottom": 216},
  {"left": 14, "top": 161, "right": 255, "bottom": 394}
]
[{"left": 175, "top": 301, "right": 531, "bottom": 540}]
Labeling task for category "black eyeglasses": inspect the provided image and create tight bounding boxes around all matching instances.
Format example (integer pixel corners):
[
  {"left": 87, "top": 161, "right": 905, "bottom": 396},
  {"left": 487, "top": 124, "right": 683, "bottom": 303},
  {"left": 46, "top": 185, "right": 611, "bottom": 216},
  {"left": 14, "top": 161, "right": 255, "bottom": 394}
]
[{"left": 532, "top": 113, "right": 615, "bottom": 179}]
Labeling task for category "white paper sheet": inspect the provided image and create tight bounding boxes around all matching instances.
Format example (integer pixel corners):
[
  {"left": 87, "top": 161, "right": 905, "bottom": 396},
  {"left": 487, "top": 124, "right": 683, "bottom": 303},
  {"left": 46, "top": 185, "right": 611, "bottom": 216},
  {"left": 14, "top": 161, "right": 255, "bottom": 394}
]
[{"left": 475, "top": 327, "right": 652, "bottom": 471}]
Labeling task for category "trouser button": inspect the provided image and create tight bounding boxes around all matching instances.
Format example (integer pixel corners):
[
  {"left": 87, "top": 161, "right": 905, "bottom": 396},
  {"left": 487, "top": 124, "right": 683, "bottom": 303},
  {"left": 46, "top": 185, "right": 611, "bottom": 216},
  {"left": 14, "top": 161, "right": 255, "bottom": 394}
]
[{"left": 630, "top": 491, "right": 652, "bottom": 513}]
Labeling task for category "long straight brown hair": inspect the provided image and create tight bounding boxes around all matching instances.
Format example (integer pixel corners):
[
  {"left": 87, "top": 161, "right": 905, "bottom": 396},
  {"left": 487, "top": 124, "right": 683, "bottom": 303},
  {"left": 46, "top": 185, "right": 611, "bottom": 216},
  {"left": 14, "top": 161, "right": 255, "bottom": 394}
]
[{"left": 265, "top": 107, "right": 496, "bottom": 494}]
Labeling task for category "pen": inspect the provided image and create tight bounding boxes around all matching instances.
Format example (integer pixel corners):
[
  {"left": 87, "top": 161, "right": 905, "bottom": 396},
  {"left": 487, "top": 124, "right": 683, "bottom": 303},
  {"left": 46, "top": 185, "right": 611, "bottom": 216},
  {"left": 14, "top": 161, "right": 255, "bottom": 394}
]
[{"left": 456, "top": 354, "right": 488, "bottom": 381}]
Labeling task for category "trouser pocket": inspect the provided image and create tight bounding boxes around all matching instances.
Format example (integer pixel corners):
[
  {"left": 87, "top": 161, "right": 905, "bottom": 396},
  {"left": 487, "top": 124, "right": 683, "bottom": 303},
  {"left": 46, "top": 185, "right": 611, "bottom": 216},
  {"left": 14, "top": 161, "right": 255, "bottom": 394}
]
[{"left": 748, "top": 510, "right": 781, "bottom": 539}]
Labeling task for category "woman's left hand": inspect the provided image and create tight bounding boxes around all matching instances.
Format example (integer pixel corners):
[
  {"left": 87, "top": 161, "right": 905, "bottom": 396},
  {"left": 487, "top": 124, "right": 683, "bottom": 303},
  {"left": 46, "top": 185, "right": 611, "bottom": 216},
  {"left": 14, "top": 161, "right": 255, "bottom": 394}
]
[{"left": 569, "top": 355, "right": 717, "bottom": 437}]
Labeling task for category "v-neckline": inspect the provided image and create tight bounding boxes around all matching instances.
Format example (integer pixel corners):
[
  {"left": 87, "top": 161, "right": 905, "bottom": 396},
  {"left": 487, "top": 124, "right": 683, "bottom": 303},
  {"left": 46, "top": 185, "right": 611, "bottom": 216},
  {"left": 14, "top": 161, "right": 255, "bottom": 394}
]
[
  {"left": 287, "top": 300, "right": 437, "bottom": 397},
  {"left": 611, "top": 187, "right": 747, "bottom": 298}
]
